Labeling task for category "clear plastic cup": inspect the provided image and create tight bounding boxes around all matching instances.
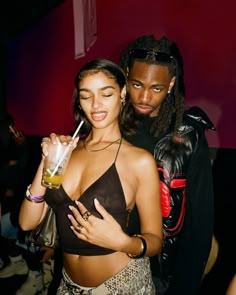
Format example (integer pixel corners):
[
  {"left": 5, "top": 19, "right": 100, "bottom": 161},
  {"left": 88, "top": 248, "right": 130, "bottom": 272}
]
[{"left": 41, "top": 142, "right": 73, "bottom": 189}]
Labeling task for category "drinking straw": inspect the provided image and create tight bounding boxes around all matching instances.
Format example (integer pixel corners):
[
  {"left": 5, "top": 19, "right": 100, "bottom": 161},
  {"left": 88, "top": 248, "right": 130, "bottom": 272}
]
[
  {"left": 9, "top": 125, "right": 19, "bottom": 138},
  {"left": 51, "top": 121, "right": 84, "bottom": 177}
]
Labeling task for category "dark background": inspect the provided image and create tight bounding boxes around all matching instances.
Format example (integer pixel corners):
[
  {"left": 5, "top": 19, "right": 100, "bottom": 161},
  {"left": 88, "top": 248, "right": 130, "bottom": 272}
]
[
  {"left": 0, "top": 1, "right": 235, "bottom": 294},
  {"left": 1, "top": 0, "right": 236, "bottom": 148}
]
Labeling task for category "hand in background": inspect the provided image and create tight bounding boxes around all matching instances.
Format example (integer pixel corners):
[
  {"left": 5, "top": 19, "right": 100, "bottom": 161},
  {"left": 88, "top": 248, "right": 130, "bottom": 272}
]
[{"left": 40, "top": 246, "right": 55, "bottom": 263}]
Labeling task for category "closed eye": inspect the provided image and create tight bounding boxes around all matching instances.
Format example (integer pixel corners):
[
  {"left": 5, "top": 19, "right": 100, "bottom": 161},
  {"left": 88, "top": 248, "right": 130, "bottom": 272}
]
[
  {"left": 103, "top": 93, "right": 113, "bottom": 97},
  {"left": 80, "top": 95, "right": 91, "bottom": 100}
]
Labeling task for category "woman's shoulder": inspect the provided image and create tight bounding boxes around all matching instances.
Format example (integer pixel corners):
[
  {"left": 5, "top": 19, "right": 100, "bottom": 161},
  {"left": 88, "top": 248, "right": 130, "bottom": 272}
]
[{"left": 121, "top": 138, "right": 156, "bottom": 166}]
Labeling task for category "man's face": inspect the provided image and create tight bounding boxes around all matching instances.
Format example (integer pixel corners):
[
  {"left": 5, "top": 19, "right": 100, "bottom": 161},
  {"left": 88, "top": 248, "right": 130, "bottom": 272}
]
[{"left": 127, "top": 61, "right": 175, "bottom": 117}]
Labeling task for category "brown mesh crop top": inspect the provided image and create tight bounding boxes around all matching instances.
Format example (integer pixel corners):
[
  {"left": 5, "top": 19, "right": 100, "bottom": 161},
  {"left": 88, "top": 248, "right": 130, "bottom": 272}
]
[{"left": 44, "top": 138, "right": 130, "bottom": 255}]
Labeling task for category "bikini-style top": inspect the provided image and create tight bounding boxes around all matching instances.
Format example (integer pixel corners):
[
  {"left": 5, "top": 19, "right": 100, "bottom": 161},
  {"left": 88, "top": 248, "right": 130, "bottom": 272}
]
[{"left": 44, "top": 138, "right": 129, "bottom": 255}]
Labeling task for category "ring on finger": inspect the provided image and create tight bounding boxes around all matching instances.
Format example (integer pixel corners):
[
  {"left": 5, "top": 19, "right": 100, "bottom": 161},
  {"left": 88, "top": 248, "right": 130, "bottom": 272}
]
[
  {"left": 82, "top": 211, "right": 92, "bottom": 221},
  {"left": 75, "top": 224, "right": 83, "bottom": 234}
]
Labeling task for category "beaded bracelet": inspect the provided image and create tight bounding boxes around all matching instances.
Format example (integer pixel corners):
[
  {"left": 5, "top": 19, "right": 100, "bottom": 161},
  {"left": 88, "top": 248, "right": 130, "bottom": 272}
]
[
  {"left": 25, "top": 184, "right": 45, "bottom": 203},
  {"left": 127, "top": 234, "right": 147, "bottom": 259}
]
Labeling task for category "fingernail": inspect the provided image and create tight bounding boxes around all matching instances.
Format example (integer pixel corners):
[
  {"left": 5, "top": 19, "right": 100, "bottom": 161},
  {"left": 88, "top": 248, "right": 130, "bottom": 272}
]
[{"left": 94, "top": 198, "right": 99, "bottom": 205}]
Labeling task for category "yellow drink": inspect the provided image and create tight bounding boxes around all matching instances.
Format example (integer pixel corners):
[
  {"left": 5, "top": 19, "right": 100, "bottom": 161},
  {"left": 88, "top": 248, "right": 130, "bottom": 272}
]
[
  {"left": 41, "top": 140, "right": 74, "bottom": 189},
  {"left": 42, "top": 171, "right": 63, "bottom": 189}
]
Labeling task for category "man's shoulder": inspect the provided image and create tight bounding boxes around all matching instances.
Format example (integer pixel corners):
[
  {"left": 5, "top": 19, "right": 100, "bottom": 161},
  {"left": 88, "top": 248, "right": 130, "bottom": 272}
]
[
  {"left": 183, "top": 106, "right": 215, "bottom": 132},
  {"left": 154, "top": 106, "right": 215, "bottom": 157}
]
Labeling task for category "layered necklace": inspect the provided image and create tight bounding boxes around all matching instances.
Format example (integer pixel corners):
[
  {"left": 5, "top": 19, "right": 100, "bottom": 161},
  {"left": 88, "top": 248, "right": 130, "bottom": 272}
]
[{"left": 83, "top": 138, "right": 121, "bottom": 152}]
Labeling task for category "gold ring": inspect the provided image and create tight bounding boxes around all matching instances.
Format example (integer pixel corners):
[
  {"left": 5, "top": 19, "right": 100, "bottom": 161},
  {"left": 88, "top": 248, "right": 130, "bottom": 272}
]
[
  {"left": 82, "top": 211, "right": 92, "bottom": 221},
  {"left": 75, "top": 224, "right": 83, "bottom": 233}
]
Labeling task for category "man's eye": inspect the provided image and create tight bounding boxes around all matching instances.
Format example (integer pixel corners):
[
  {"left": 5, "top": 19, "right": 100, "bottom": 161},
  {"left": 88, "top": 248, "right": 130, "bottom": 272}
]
[
  {"left": 153, "top": 87, "right": 161, "bottom": 93},
  {"left": 133, "top": 83, "right": 141, "bottom": 89}
]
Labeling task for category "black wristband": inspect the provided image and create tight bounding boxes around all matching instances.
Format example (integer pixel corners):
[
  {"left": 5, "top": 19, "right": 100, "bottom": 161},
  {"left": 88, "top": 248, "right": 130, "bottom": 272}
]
[{"left": 127, "top": 234, "right": 147, "bottom": 259}]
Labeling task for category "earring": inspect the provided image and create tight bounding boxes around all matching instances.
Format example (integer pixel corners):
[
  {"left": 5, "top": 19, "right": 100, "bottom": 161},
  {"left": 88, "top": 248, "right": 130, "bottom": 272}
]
[{"left": 167, "top": 90, "right": 171, "bottom": 94}]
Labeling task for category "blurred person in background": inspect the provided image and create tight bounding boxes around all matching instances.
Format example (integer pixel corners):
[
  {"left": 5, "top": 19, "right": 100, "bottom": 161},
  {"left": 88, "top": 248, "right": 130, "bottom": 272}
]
[{"left": 0, "top": 113, "right": 55, "bottom": 294}]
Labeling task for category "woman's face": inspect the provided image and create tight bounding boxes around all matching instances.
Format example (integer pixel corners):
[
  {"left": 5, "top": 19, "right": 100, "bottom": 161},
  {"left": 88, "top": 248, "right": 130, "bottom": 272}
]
[{"left": 78, "top": 72, "right": 126, "bottom": 129}]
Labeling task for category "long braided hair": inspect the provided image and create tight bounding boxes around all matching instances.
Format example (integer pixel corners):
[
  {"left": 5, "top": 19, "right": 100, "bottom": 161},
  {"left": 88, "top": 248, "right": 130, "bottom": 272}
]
[{"left": 119, "top": 35, "right": 185, "bottom": 138}]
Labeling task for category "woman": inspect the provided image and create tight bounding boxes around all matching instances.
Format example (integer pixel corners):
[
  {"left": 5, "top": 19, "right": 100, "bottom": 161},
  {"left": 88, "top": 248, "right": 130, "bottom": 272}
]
[
  {"left": 226, "top": 274, "right": 236, "bottom": 295},
  {"left": 19, "top": 58, "right": 162, "bottom": 294}
]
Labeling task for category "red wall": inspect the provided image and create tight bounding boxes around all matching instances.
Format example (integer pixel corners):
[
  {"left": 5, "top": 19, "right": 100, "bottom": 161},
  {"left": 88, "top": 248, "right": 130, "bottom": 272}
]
[{"left": 6, "top": 0, "right": 236, "bottom": 148}]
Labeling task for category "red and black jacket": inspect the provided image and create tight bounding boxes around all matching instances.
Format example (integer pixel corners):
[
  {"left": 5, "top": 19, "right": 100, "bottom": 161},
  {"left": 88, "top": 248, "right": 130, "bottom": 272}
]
[{"left": 126, "top": 106, "right": 215, "bottom": 294}]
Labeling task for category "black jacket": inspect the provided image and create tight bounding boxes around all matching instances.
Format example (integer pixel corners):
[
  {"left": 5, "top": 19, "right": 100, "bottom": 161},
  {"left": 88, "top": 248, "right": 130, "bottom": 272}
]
[{"left": 125, "top": 106, "right": 215, "bottom": 295}]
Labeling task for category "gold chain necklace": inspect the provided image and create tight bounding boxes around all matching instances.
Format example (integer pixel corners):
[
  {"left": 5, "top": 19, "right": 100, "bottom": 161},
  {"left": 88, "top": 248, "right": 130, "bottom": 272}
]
[{"left": 83, "top": 138, "right": 121, "bottom": 152}]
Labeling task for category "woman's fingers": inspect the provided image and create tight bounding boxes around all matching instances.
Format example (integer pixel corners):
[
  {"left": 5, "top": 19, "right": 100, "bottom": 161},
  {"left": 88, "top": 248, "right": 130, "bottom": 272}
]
[
  {"left": 68, "top": 205, "right": 87, "bottom": 225},
  {"left": 41, "top": 136, "right": 51, "bottom": 156},
  {"left": 93, "top": 198, "right": 111, "bottom": 220},
  {"left": 41, "top": 133, "right": 76, "bottom": 156},
  {"left": 68, "top": 206, "right": 86, "bottom": 237}
]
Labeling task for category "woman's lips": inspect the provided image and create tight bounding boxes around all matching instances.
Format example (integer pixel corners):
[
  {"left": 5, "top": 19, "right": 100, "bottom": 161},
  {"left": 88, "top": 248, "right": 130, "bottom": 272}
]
[{"left": 91, "top": 111, "right": 107, "bottom": 121}]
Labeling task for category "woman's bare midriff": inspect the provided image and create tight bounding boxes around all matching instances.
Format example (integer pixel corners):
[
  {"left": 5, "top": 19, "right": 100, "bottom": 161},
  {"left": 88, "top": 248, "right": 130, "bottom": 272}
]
[{"left": 63, "top": 251, "right": 131, "bottom": 287}]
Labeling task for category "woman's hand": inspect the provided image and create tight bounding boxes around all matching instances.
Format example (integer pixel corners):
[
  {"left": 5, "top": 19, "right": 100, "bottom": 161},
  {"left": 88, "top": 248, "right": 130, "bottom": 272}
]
[
  {"left": 68, "top": 199, "right": 126, "bottom": 251},
  {"left": 41, "top": 133, "right": 79, "bottom": 157}
]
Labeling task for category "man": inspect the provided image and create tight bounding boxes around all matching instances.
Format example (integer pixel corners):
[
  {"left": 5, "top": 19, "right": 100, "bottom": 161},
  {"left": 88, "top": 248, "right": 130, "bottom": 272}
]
[{"left": 119, "top": 35, "right": 215, "bottom": 295}]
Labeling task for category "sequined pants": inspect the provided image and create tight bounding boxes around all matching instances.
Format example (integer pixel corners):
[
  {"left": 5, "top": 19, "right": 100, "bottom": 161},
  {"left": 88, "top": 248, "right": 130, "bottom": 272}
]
[{"left": 57, "top": 257, "right": 155, "bottom": 295}]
